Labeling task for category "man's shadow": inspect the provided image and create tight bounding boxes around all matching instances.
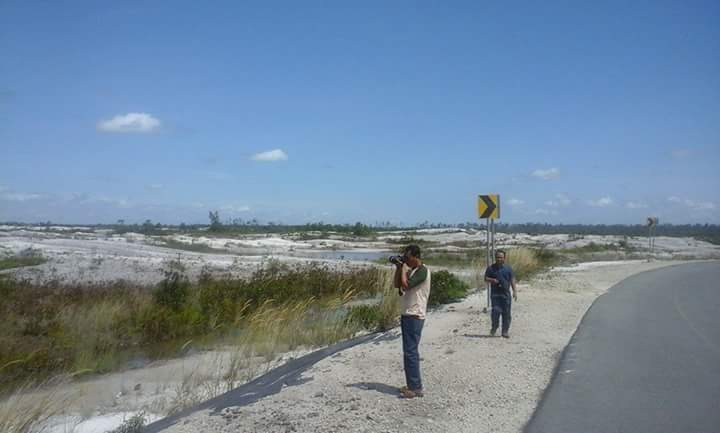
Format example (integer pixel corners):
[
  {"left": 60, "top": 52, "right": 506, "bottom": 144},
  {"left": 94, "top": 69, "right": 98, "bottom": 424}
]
[
  {"left": 463, "top": 333, "right": 497, "bottom": 339},
  {"left": 346, "top": 382, "right": 400, "bottom": 397}
]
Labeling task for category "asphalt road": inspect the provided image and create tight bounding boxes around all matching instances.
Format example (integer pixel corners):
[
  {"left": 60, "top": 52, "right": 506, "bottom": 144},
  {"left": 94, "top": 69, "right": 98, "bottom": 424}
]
[{"left": 524, "top": 261, "right": 720, "bottom": 433}]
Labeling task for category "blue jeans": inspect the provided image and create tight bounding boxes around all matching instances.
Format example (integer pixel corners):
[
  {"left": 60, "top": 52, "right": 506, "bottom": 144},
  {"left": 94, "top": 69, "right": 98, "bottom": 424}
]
[
  {"left": 491, "top": 295, "right": 512, "bottom": 333},
  {"left": 401, "top": 315, "right": 425, "bottom": 391}
]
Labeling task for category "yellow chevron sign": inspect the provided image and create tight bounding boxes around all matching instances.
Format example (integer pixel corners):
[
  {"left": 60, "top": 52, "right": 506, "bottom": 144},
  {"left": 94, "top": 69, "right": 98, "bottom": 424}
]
[{"left": 478, "top": 194, "right": 500, "bottom": 219}]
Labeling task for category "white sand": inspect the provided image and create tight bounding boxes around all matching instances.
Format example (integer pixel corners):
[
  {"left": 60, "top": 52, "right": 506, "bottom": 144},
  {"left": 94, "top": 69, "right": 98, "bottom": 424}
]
[
  {"left": 160, "top": 260, "right": 695, "bottom": 433},
  {"left": 3, "top": 227, "right": 718, "bottom": 286}
]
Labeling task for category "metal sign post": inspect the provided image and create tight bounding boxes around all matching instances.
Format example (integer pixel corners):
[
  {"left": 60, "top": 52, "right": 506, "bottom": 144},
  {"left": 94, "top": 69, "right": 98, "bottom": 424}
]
[
  {"left": 646, "top": 217, "right": 658, "bottom": 259},
  {"left": 485, "top": 218, "right": 491, "bottom": 313},
  {"left": 478, "top": 194, "right": 500, "bottom": 314}
]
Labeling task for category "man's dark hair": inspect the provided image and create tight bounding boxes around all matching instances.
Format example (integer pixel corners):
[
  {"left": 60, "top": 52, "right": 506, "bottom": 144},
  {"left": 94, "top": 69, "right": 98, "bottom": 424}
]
[
  {"left": 404, "top": 244, "right": 422, "bottom": 259},
  {"left": 495, "top": 249, "right": 506, "bottom": 258}
]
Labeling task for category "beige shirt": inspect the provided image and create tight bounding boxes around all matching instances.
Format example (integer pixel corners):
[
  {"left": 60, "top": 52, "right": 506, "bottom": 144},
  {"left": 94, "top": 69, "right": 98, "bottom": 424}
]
[{"left": 401, "top": 265, "right": 431, "bottom": 319}]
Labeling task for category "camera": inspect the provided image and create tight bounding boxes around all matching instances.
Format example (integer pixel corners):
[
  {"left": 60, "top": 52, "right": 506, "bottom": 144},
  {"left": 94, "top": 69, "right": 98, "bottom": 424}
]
[{"left": 388, "top": 255, "right": 406, "bottom": 265}]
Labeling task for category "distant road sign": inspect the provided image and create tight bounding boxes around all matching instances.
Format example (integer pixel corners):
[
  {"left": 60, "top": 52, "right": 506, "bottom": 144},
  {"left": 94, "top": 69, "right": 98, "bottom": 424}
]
[
  {"left": 478, "top": 194, "right": 500, "bottom": 219},
  {"left": 647, "top": 217, "right": 659, "bottom": 227}
]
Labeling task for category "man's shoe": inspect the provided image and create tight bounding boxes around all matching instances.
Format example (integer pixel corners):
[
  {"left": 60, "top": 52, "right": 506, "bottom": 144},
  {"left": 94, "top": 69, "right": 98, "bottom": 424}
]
[
  {"left": 501, "top": 332, "right": 510, "bottom": 338},
  {"left": 400, "top": 388, "right": 424, "bottom": 399},
  {"left": 490, "top": 328, "right": 497, "bottom": 337}
]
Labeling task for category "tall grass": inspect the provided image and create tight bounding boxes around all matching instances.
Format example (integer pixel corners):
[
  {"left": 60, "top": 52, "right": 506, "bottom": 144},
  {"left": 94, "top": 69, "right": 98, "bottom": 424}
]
[
  {"left": 472, "top": 246, "right": 558, "bottom": 286},
  {"left": 0, "top": 263, "right": 390, "bottom": 392},
  {"left": 0, "top": 377, "right": 77, "bottom": 433},
  {"left": 148, "top": 272, "right": 397, "bottom": 415}
]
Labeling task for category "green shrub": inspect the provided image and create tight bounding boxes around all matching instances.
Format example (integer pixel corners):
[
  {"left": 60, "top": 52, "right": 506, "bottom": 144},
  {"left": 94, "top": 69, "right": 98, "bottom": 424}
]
[
  {"left": 153, "top": 271, "right": 190, "bottom": 311},
  {"left": 429, "top": 270, "right": 470, "bottom": 306},
  {"left": 345, "top": 305, "right": 381, "bottom": 330},
  {"left": 0, "top": 254, "right": 46, "bottom": 271}
]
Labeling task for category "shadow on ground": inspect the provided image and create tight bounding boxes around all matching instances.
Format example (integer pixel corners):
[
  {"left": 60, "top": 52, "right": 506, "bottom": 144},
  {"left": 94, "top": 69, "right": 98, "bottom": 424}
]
[
  {"left": 142, "top": 332, "right": 396, "bottom": 432},
  {"left": 346, "top": 382, "right": 400, "bottom": 397}
]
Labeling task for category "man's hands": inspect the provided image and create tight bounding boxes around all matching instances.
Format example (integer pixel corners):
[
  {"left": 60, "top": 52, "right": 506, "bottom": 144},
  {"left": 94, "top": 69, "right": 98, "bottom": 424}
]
[
  {"left": 396, "top": 262, "right": 406, "bottom": 296},
  {"left": 513, "top": 291, "right": 518, "bottom": 301}
]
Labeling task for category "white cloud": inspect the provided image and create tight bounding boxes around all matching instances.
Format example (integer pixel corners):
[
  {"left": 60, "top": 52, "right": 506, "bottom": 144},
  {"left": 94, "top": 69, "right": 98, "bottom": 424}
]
[
  {"left": 97, "top": 113, "right": 161, "bottom": 133},
  {"left": 149, "top": 184, "right": 164, "bottom": 189},
  {"left": 1, "top": 192, "right": 44, "bottom": 201},
  {"left": 0, "top": 185, "right": 8, "bottom": 192},
  {"left": 626, "top": 201, "right": 648, "bottom": 209},
  {"left": 221, "top": 205, "right": 251, "bottom": 213},
  {"left": 668, "top": 195, "right": 717, "bottom": 210},
  {"left": 507, "top": 198, "right": 524, "bottom": 206},
  {"left": 668, "top": 196, "right": 716, "bottom": 211},
  {"left": 252, "top": 149, "right": 288, "bottom": 162},
  {"left": 545, "top": 193, "right": 572, "bottom": 208},
  {"left": 691, "top": 201, "right": 716, "bottom": 210},
  {"left": 96, "top": 196, "right": 132, "bottom": 208},
  {"left": 587, "top": 196, "right": 614, "bottom": 207},
  {"left": 533, "top": 208, "right": 558, "bottom": 216},
  {"left": 531, "top": 167, "right": 560, "bottom": 180}
]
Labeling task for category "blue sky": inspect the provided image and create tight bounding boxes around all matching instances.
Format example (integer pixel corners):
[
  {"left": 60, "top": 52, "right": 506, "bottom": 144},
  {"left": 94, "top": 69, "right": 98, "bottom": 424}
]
[{"left": 1, "top": 1, "right": 718, "bottom": 225}]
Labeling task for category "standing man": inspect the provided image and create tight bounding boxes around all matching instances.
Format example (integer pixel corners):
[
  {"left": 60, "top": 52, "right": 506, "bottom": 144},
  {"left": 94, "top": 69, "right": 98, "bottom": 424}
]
[
  {"left": 484, "top": 249, "right": 517, "bottom": 338},
  {"left": 393, "top": 244, "right": 431, "bottom": 399}
]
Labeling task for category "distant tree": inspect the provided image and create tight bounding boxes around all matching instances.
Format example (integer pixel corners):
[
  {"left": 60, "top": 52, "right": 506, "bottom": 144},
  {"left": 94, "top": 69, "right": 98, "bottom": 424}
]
[
  {"left": 208, "top": 211, "right": 222, "bottom": 232},
  {"left": 142, "top": 219, "right": 154, "bottom": 234},
  {"left": 352, "top": 222, "right": 373, "bottom": 237}
]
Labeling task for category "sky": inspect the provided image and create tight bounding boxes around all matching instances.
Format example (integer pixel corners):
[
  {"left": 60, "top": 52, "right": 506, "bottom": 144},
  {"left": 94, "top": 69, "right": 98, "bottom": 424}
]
[{"left": 1, "top": 1, "right": 718, "bottom": 225}]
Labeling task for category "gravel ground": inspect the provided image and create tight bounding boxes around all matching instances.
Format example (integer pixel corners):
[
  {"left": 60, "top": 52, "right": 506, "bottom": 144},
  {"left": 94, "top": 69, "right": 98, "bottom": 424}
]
[{"left": 160, "top": 260, "right": 694, "bottom": 433}]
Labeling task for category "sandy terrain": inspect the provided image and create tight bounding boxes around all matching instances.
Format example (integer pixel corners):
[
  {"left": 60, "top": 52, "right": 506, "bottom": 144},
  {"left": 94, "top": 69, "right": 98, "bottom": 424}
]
[
  {"left": 0, "top": 229, "right": 385, "bottom": 285},
  {"left": 2, "top": 227, "right": 718, "bottom": 286}
]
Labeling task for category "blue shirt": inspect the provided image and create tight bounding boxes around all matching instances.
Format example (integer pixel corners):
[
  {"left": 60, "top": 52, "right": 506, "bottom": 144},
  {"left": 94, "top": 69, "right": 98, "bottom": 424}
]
[{"left": 485, "top": 264, "right": 514, "bottom": 297}]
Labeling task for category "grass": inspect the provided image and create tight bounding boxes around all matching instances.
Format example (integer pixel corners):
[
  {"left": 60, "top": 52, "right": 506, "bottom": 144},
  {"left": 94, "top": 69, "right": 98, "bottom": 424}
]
[
  {"left": 159, "top": 238, "right": 229, "bottom": 254},
  {"left": 505, "top": 247, "right": 558, "bottom": 280},
  {"left": 0, "top": 255, "right": 47, "bottom": 271},
  {"left": 385, "top": 236, "right": 437, "bottom": 247},
  {"left": 696, "top": 234, "right": 720, "bottom": 245},
  {"left": 0, "top": 263, "right": 391, "bottom": 393},
  {"left": 466, "top": 246, "right": 558, "bottom": 288},
  {"left": 106, "top": 412, "right": 146, "bottom": 433},
  {"left": 0, "top": 376, "right": 77, "bottom": 433},
  {"left": 560, "top": 241, "right": 630, "bottom": 255},
  {"left": 423, "top": 248, "right": 485, "bottom": 267}
]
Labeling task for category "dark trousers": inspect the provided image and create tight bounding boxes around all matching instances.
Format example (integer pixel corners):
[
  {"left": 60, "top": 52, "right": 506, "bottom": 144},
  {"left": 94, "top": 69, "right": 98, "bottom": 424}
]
[
  {"left": 400, "top": 315, "right": 425, "bottom": 391},
  {"left": 491, "top": 295, "right": 512, "bottom": 333}
]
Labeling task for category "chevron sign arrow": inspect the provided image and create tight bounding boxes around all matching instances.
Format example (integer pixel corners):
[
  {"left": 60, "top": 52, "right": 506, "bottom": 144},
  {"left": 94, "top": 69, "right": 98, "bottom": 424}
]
[{"left": 477, "top": 194, "right": 500, "bottom": 219}]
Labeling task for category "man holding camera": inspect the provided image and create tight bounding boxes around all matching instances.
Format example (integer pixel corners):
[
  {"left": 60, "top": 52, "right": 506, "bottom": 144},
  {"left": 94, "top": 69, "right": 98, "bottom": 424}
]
[
  {"left": 484, "top": 249, "right": 517, "bottom": 338},
  {"left": 392, "top": 244, "right": 431, "bottom": 399}
]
